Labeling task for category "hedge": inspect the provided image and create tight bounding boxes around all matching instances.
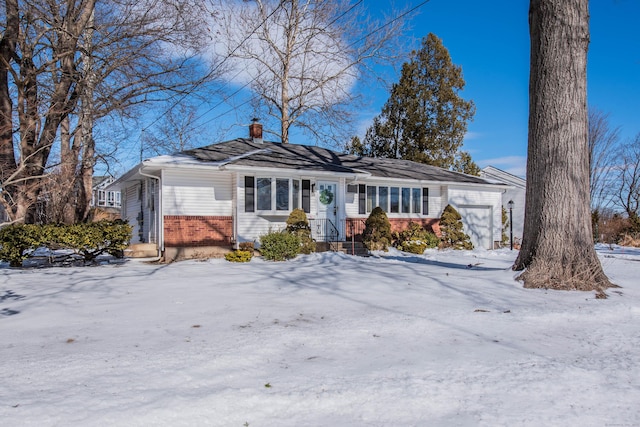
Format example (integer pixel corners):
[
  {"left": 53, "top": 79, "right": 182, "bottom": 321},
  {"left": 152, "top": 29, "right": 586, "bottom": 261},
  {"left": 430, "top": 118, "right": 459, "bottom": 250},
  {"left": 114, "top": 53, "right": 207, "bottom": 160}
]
[{"left": 0, "top": 220, "right": 132, "bottom": 267}]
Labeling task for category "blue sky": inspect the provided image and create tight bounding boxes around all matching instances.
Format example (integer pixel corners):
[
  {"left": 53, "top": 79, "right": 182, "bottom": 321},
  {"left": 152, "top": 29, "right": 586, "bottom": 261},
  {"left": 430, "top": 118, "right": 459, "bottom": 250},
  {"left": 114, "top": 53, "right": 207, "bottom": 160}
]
[
  {"left": 120, "top": 1, "right": 639, "bottom": 179},
  {"left": 363, "top": 0, "right": 640, "bottom": 177}
]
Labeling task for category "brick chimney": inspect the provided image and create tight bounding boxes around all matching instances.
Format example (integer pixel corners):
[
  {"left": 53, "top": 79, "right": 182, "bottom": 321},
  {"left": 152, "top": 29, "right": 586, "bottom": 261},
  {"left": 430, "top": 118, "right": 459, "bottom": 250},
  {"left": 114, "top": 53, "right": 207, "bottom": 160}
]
[{"left": 249, "top": 118, "right": 263, "bottom": 142}]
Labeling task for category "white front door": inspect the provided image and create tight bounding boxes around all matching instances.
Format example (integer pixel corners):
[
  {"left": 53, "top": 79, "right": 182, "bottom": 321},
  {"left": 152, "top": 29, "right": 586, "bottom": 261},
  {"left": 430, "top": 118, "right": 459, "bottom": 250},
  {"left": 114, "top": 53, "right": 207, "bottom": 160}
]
[{"left": 316, "top": 181, "right": 340, "bottom": 240}]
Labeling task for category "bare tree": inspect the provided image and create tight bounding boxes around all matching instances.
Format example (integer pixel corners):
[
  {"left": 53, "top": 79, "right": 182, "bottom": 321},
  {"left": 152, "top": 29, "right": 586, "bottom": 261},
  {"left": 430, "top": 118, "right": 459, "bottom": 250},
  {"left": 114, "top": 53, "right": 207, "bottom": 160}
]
[
  {"left": 141, "top": 103, "right": 204, "bottom": 156},
  {"left": 514, "top": 0, "right": 614, "bottom": 297},
  {"left": 0, "top": 0, "right": 217, "bottom": 224},
  {"left": 0, "top": 0, "right": 97, "bottom": 223},
  {"left": 614, "top": 134, "right": 640, "bottom": 232},
  {"left": 589, "top": 108, "right": 620, "bottom": 211},
  {"left": 215, "top": 0, "right": 408, "bottom": 144}
]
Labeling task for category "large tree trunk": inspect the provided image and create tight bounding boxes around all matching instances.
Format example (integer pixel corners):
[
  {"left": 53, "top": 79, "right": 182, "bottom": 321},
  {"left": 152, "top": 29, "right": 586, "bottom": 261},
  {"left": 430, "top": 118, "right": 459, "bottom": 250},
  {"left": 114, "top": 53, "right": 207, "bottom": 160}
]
[{"left": 514, "top": 0, "right": 614, "bottom": 298}]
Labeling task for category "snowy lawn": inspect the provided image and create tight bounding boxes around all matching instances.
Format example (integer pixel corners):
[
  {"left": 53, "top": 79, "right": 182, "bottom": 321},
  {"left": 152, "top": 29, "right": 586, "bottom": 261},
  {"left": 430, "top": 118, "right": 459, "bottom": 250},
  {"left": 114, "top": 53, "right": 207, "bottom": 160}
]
[{"left": 1, "top": 246, "right": 639, "bottom": 426}]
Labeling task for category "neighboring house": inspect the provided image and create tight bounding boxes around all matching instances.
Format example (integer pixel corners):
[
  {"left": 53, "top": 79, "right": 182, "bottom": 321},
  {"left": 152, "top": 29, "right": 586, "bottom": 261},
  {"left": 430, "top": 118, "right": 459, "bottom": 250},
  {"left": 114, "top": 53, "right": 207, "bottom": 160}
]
[
  {"left": 91, "top": 176, "right": 121, "bottom": 209},
  {"left": 0, "top": 202, "right": 7, "bottom": 224},
  {"left": 109, "top": 123, "right": 510, "bottom": 260},
  {"left": 480, "top": 166, "right": 526, "bottom": 244}
]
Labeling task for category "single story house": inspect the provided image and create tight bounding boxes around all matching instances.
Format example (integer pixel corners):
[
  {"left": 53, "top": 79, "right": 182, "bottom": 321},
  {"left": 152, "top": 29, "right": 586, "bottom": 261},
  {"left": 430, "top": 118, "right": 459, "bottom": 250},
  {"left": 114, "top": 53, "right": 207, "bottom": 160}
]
[
  {"left": 91, "top": 176, "right": 121, "bottom": 210},
  {"left": 480, "top": 166, "right": 526, "bottom": 245},
  {"left": 110, "top": 123, "right": 510, "bottom": 260}
]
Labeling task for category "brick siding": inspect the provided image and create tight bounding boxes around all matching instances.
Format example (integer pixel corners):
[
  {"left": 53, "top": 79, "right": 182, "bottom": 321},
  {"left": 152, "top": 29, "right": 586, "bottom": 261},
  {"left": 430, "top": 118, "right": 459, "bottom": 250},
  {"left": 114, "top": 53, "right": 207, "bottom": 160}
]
[
  {"left": 346, "top": 217, "right": 440, "bottom": 240},
  {"left": 164, "top": 216, "right": 232, "bottom": 247},
  {"left": 389, "top": 218, "right": 441, "bottom": 237}
]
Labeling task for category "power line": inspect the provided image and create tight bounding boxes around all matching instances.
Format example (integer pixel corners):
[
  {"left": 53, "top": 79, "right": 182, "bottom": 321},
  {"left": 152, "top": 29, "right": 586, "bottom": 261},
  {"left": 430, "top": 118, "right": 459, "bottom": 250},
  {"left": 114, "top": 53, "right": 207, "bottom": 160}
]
[
  {"left": 161, "top": 0, "right": 428, "bottom": 142},
  {"left": 141, "top": 0, "right": 286, "bottom": 134},
  {"left": 349, "top": 0, "right": 431, "bottom": 49},
  {"left": 185, "top": 0, "right": 368, "bottom": 134}
]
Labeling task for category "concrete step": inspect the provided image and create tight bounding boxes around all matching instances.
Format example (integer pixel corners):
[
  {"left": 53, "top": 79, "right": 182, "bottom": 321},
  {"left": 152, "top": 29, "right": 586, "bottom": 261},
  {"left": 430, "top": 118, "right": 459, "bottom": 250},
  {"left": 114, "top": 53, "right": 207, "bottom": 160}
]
[
  {"left": 317, "top": 241, "right": 369, "bottom": 256},
  {"left": 124, "top": 243, "right": 158, "bottom": 258}
]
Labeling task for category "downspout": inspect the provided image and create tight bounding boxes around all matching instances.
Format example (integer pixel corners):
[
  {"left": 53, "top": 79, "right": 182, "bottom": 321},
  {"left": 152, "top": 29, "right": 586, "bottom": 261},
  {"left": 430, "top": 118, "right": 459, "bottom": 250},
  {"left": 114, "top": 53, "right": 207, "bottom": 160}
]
[{"left": 139, "top": 167, "right": 163, "bottom": 261}]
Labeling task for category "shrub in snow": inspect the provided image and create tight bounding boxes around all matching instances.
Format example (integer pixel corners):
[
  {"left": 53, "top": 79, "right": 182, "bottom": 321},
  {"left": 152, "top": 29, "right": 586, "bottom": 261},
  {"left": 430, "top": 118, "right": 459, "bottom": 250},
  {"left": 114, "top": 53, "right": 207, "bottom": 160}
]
[
  {"left": 363, "top": 207, "right": 392, "bottom": 251},
  {"left": 439, "top": 205, "right": 473, "bottom": 250},
  {"left": 0, "top": 224, "right": 43, "bottom": 267},
  {"left": 225, "top": 250, "right": 253, "bottom": 262},
  {"left": 259, "top": 230, "right": 300, "bottom": 261},
  {"left": 286, "top": 208, "right": 316, "bottom": 254},
  {"left": 393, "top": 222, "right": 439, "bottom": 254},
  {"left": 0, "top": 220, "right": 132, "bottom": 267},
  {"left": 238, "top": 242, "right": 255, "bottom": 252}
]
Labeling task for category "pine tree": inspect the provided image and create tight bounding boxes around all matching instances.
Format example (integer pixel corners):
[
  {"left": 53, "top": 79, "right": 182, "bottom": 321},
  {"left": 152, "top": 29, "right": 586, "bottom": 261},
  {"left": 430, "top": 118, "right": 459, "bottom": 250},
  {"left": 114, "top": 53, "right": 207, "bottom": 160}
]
[
  {"left": 362, "top": 33, "right": 476, "bottom": 169},
  {"left": 345, "top": 136, "right": 367, "bottom": 156},
  {"left": 453, "top": 151, "right": 481, "bottom": 176}
]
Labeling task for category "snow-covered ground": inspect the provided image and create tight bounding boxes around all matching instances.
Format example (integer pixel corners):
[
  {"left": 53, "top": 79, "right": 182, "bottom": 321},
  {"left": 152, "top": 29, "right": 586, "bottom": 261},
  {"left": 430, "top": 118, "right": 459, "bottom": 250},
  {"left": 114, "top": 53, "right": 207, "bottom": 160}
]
[{"left": 1, "top": 246, "right": 639, "bottom": 426}]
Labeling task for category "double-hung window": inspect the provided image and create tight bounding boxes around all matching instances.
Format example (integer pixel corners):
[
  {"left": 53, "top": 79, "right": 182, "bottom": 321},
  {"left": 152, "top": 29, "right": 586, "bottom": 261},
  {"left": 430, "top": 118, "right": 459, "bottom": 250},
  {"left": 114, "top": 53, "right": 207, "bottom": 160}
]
[
  {"left": 245, "top": 176, "right": 310, "bottom": 213},
  {"left": 256, "top": 178, "right": 272, "bottom": 211},
  {"left": 360, "top": 185, "right": 428, "bottom": 215}
]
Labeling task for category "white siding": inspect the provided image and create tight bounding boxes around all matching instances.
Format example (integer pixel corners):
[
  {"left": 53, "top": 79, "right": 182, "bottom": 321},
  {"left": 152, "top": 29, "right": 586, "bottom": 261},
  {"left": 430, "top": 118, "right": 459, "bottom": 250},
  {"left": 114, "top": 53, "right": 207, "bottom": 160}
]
[
  {"left": 123, "top": 183, "right": 142, "bottom": 244},
  {"left": 480, "top": 167, "right": 525, "bottom": 241},
  {"left": 163, "top": 169, "right": 232, "bottom": 216},
  {"left": 235, "top": 174, "right": 333, "bottom": 244},
  {"left": 447, "top": 186, "right": 503, "bottom": 249},
  {"left": 235, "top": 174, "right": 287, "bottom": 243}
]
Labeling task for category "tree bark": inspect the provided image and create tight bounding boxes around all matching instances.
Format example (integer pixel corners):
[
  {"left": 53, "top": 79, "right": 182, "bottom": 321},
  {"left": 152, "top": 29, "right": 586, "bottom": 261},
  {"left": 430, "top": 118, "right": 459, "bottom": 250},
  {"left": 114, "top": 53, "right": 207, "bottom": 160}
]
[{"left": 514, "top": 0, "right": 614, "bottom": 297}]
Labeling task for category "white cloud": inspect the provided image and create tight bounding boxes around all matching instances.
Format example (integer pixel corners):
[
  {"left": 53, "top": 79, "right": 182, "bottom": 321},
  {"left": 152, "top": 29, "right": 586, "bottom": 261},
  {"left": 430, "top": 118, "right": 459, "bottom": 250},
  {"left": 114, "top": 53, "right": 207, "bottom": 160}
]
[
  {"left": 478, "top": 156, "right": 527, "bottom": 178},
  {"left": 208, "top": 0, "right": 358, "bottom": 105},
  {"left": 463, "top": 131, "right": 482, "bottom": 141}
]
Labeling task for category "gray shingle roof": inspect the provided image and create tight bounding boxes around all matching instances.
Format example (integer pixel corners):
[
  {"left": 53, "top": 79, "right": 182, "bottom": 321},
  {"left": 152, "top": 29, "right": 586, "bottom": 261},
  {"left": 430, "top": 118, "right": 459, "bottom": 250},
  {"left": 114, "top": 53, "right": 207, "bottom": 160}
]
[{"left": 183, "top": 138, "right": 493, "bottom": 185}]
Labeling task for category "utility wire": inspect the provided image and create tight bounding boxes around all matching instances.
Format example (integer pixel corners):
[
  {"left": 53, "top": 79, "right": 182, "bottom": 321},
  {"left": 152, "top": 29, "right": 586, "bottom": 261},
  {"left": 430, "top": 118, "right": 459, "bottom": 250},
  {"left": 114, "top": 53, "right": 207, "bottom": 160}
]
[
  {"left": 141, "top": 0, "right": 286, "bottom": 134},
  {"left": 348, "top": 0, "right": 431, "bottom": 49},
  {"left": 156, "top": 0, "right": 429, "bottom": 143}
]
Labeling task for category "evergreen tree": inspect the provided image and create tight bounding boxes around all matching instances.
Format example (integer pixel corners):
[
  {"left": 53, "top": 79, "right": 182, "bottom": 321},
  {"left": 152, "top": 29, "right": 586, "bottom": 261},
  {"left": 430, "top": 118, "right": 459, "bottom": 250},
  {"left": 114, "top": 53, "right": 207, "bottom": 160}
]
[
  {"left": 453, "top": 151, "right": 481, "bottom": 176},
  {"left": 345, "top": 136, "right": 367, "bottom": 156},
  {"left": 362, "top": 33, "right": 476, "bottom": 169}
]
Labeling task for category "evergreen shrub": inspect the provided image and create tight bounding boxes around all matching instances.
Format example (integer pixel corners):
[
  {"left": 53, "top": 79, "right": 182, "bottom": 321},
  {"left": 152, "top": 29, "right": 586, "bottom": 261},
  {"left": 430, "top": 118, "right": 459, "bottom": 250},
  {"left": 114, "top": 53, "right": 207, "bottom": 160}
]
[
  {"left": 259, "top": 230, "right": 300, "bottom": 261},
  {"left": 238, "top": 241, "right": 255, "bottom": 252},
  {"left": 439, "top": 205, "right": 473, "bottom": 250},
  {"left": 0, "top": 220, "right": 132, "bottom": 267},
  {"left": 225, "top": 250, "right": 253, "bottom": 263},
  {"left": 362, "top": 207, "right": 392, "bottom": 251},
  {"left": 393, "top": 222, "right": 439, "bottom": 254},
  {"left": 286, "top": 208, "right": 316, "bottom": 254}
]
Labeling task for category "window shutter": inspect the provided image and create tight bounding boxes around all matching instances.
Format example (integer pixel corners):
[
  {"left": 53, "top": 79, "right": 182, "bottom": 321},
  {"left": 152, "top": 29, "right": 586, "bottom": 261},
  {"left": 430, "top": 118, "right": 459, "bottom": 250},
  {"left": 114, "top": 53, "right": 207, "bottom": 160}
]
[
  {"left": 302, "top": 180, "right": 311, "bottom": 213},
  {"left": 245, "top": 176, "right": 255, "bottom": 212},
  {"left": 422, "top": 188, "right": 429, "bottom": 214},
  {"left": 358, "top": 184, "right": 366, "bottom": 215}
]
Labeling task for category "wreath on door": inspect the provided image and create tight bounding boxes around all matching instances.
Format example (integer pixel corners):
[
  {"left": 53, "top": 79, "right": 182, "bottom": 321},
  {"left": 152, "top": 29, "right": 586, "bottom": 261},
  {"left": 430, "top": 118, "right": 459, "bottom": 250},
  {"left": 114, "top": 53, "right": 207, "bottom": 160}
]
[{"left": 319, "top": 188, "right": 334, "bottom": 205}]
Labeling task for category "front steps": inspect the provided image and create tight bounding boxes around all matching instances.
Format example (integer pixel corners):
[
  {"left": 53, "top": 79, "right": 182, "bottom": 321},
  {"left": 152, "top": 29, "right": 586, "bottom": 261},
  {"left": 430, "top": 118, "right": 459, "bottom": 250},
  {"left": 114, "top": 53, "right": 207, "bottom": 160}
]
[
  {"left": 124, "top": 243, "right": 158, "bottom": 258},
  {"left": 316, "top": 241, "right": 369, "bottom": 256}
]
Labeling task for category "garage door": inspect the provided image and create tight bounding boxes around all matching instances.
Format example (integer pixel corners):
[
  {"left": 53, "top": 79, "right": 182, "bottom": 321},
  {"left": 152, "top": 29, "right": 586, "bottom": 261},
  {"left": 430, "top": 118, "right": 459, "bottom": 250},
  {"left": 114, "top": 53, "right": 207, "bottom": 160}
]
[{"left": 457, "top": 206, "right": 492, "bottom": 250}]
